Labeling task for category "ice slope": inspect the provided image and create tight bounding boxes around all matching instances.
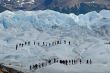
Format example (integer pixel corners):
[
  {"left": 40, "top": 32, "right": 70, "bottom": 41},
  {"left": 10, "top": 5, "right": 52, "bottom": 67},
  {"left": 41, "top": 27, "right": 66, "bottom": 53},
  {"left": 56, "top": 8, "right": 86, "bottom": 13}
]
[
  {"left": 0, "top": 10, "right": 110, "bottom": 38},
  {"left": 0, "top": 10, "right": 110, "bottom": 73}
]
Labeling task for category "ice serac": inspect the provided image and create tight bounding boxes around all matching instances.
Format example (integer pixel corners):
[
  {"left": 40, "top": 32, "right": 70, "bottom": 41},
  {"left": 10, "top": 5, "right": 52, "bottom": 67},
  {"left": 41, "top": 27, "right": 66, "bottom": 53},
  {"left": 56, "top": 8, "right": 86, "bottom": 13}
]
[
  {"left": 0, "top": 10, "right": 110, "bottom": 43},
  {"left": 0, "top": 10, "right": 77, "bottom": 31}
]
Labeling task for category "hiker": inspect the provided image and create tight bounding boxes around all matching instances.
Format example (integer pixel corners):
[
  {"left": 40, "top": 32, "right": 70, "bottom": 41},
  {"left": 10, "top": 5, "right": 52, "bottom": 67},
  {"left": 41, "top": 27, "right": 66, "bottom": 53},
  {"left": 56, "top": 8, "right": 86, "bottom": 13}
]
[
  {"left": 46, "top": 43, "right": 47, "bottom": 46},
  {"left": 55, "top": 41, "right": 56, "bottom": 45},
  {"left": 74, "top": 59, "right": 76, "bottom": 64},
  {"left": 30, "top": 65, "right": 32, "bottom": 70},
  {"left": 42, "top": 63, "right": 44, "bottom": 67},
  {"left": 16, "top": 44, "right": 18, "bottom": 50},
  {"left": 60, "top": 60, "right": 62, "bottom": 64},
  {"left": 48, "top": 59, "right": 51, "bottom": 64},
  {"left": 54, "top": 58, "right": 56, "bottom": 63},
  {"left": 25, "top": 41, "right": 27, "bottom": 45},
  {"left": 79, "top": 59, "right": 82, "bottom": 64},
  {"left": 90, "top": 59, "right": 92, "bottom": 64},
  {"left": 19, "top": 43, "right": 21, "bottom": 46},
  {"left": 28, "top": 41, "right": 30, "bottom": 45},
  {"left": 65, "top": 60, "right": 68, "bottom": 65},
  {"left": 72, "top": 59, "right": 73, "bottom": 65},
  {"left": 62, "top": 60, "right": 65, "bottom": 65},
  {"left": 62, "top": 60, "right": 64, "bottom": 64},
  {"left": 21, "top": 43, "right": 24, "bottom": 47},
  {"left": 64, "top": 40, "right": 66, "bottom": 44},
  {"left": 61, "top": 60, "right": 65, "bottom": 64},
  {"left": 69, "top": 60, "right": 71, "bottom": 65},
  {"left": 35, "top": 64, "right": 38, "bottom": 69},
  {"left": 38, "top": 42, "right": 40, "bottom": 46},
  {"left": 33, "top": 65, "right": 36, "bottom": 70},
  {"left": 34, "top": 41, "right": 36, "bottom": 45},
  {"left": 69, "top": 41, "right": 71, "bottom": 45},
  {"left": 43, "top": 42, "right": 45, "bottom": 46},
  {"left": 57, "top": 41, "right": 59, "bottom": 44},
  {"left": 49, "top": 43, "right": 51, "bottom": 47},
  {"left": 105, "top": 42, "right": 110, "bottom": 44},
  {"left": 86, "top": 60, "right": 89, "bottom": 64}
]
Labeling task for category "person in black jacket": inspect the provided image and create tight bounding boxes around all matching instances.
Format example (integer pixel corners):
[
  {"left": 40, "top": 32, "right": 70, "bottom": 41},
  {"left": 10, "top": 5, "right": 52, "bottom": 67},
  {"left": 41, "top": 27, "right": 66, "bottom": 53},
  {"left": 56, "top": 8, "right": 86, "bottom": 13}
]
[
  {"left": 69, "top": 60, "right": 71, "bottom": 65},
  {"left": 60, "top": 60, "right": 63, "bottom": 64},
  {"left": 54, "top": 58, "right": 56, "bottom": 63},
  {"left": 19, "top": 43, "right": 21, "bottom": 46},
  {"left": 43, "top": 42, "right": 45, "bottom": 46},
  {"left": 16, "top": 44, "right": 18, "bottom": 50},
  {"left": 72, "top": 59, "right": 73, "bottom": 65},
  {"left": 69, "top": 41, "right": 71, "bottom": 45},
  {"left": 34, "top": 41, "right": 36, "bottom": 45},
  {"left": 62, "top": 60, "right": 65, "bottom": 64},
  {"left": 35, "top": 64, "right": 38, "bottom": 69},
  {"left": 25, "top": 41, "right": 27, "bottom": 45},
  {"left": 79, "top": 59, "right": 82, "bottom": 64},
  {"left": 30, "top": 65, "right": 32, "bottom": 70},
  {"left": 21, "top": 43, "right": 24, "bottom": 47},
  {"left": 57, "top": 41, "right": 59, "bottom": 44},
  {"left": 42, "top": 63, "right": 44, "bottom": 67},
  {"left": 65, "top": 60, "right": 68, "bottom": 65},
  {"left": 45, "top": 62, "right": 47, "bottom": 66},
  {"left": 86, "top": 60, "right": 89, "bottom": 64},
  {"left": 48, "top": 59, "right": 51, "bottom": 64}
]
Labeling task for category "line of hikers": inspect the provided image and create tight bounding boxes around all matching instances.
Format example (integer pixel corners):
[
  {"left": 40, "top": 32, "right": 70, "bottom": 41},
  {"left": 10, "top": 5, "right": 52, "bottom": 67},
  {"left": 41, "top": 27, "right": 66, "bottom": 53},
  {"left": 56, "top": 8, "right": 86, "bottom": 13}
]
[
  {"left": 30, "top": 58, "right": 58, "bottom": 70},
  {"left": 30, "top": 58, "right": 92, "bottom": 70},
  {"left": 16, "top": 40, "right": 71, "bottom": 50}
]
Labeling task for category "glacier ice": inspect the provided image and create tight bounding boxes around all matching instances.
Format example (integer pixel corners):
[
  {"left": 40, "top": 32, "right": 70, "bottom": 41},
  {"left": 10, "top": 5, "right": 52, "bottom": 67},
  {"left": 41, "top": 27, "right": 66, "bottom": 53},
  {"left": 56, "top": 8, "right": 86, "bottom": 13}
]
[{"left": 0, "top": 10, "right": 110, "bottom": 72}]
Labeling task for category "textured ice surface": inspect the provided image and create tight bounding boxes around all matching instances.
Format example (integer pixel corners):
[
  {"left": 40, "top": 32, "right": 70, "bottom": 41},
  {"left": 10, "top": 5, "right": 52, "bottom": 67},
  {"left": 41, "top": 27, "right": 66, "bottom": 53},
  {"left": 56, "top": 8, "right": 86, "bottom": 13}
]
[{"left": 0, "top": 10, "right": 110, "bottom": 73}]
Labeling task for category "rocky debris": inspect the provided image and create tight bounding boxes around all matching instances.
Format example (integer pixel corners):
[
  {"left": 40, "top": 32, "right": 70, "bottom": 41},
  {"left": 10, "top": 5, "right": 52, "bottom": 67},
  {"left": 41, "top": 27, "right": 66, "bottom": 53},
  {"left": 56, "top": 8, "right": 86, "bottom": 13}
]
[{"left": 0, "top": 64, "right": 24, "bottom": 73}]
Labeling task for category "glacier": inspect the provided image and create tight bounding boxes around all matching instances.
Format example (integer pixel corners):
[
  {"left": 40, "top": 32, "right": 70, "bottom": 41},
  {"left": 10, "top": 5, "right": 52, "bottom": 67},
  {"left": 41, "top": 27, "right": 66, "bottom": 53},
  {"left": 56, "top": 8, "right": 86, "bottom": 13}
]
[{"left": 0, "top": 10, "right": 110, "bottom": 73}]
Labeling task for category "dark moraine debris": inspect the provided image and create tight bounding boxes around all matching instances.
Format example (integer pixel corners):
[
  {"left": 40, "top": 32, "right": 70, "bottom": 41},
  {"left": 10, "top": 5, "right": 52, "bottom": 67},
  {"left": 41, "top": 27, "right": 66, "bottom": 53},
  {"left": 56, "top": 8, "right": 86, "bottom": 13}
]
[{"left": 0, "top": 64, "right": 24, "bottom": 73}]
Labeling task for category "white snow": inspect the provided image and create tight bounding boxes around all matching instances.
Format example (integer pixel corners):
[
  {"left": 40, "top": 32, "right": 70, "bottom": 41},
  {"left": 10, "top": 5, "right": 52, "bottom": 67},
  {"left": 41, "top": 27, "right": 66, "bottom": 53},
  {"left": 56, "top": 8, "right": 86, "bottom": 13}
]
[{"left": 0, "top": 10, "right": 110, "bottom": 73}]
